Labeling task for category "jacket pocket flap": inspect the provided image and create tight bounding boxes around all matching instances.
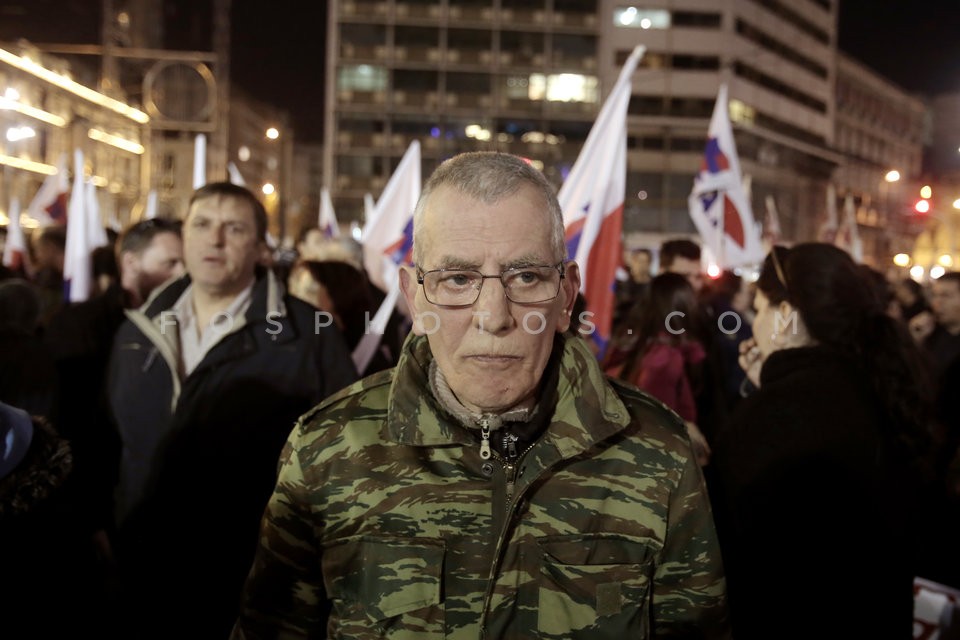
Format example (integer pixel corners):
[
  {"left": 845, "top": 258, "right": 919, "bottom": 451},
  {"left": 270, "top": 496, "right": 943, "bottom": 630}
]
[
  {"left": 324, "top": 536, "right": 444, "bottom": 620},
  {"left": 539, "top": 533, "right": 656, "bottom": 566}
]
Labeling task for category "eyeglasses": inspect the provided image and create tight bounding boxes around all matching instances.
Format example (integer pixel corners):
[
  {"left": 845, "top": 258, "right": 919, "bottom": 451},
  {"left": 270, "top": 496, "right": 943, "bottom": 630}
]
[{"left": 417, "top": 262, "right": 565, "bottom": 307}]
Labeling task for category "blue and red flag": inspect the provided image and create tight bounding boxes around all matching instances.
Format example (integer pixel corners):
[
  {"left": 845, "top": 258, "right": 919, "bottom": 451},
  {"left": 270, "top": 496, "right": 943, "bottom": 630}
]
[
  {"left": 688, "top": 84, "right": 763, "bottom": 268},
  {"left": 318, "top": 187, "right": 341, "bottom": 238}
]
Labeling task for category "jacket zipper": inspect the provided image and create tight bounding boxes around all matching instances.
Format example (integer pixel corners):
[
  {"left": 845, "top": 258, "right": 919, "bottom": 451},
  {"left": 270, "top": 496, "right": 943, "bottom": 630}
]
[{"left": 479, "top": 439, "right": 537, "bottom": 638}]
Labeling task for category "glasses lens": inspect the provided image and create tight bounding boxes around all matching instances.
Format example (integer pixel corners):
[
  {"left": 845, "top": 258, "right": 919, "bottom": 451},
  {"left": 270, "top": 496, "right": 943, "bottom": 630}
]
[
  {"left": 423, "top": 270, "right": 482, "bottom": 306},
  {"left": 502, "top": 266, "right": 562, "bottom": 303}
]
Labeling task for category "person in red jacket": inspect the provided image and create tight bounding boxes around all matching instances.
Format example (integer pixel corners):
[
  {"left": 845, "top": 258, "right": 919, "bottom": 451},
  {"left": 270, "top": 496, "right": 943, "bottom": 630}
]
[{"left": 609, "top": 272, "right": 710, "bottom": 464}]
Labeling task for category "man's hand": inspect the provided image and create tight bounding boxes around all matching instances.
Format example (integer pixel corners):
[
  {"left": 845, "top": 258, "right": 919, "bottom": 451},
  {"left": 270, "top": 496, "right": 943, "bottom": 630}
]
[{"left": 738, "top": 337, "right": 763, "bottom": 388}]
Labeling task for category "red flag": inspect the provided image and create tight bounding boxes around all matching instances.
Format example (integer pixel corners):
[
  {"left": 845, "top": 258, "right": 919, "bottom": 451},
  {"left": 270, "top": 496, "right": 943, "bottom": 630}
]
[{"left": 559, "top": 46, "right": 645, "bottom": 356}]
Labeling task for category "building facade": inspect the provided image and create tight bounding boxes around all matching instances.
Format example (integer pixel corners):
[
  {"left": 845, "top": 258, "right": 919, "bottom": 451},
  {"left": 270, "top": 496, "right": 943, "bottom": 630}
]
[{"left": 326, "top": 0, "right": 852, "bottom": 253}]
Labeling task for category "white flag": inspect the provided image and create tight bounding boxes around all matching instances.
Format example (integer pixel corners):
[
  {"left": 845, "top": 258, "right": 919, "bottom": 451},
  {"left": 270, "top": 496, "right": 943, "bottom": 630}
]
[
  {"left": 63, "top": 150, "right": 106, "bottom": 302},
  {"left": 836, "top": 193, "right": 864, "bottom": 262},
  {"left": 361, "top": 141, "right": 421, "bottom": 293},
  {"left": 819, "top": 183, "right": 839, "bottom": 243},
  {"left": 2, "top": 197, "right": 26, "bottom": 270},
  {"left": 355, "top": 141, "right": 421, "bottom": 373},
  {"left": 227, "top": 162, "right": 246, "bottom": 187},
  {"left": 319, "top": 187, "right": 340, "bottom": 238},
  {"left": 193, "top": 134, "right": 207, "bottom": 189},
  {"left": 144, "top": 190, "right": 159, "bottom": 220},
  {"left": 688, "top": 84, "right": 763, "bottom": 268}
]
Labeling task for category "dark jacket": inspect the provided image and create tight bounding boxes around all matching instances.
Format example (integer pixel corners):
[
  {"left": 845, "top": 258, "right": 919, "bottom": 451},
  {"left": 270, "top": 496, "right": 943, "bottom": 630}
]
[
  {"left": 45, "top": 283, "right": 129, "bottom": 531},
  {"left": 713, "top": 346, "right": 922, "bottom": 639},
  {"left": 107, "top": 271, "right": 357, "bottom": 637}
]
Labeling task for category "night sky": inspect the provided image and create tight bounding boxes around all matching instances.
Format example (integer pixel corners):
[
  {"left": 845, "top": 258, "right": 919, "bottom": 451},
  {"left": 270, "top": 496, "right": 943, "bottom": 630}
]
[{"left": 1, "top": 0, "right": 957, "bottom": 142}]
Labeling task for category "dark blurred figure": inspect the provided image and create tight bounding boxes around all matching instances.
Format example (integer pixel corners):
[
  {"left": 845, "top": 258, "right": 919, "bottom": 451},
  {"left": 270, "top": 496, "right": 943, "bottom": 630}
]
[
  {"left": 703, "top": 271, "right": 754, "bottom": 415},
  {"left": 31, "top": 225, "right": 67, "bottom": 326},
  {"left": 0, "top": 402, "right": 114, "bottom": 636},
  {"left": 896, "top": 277, "right": 931, "bottom": 322},
  {"left": 911, "top": 272, "right": 960, "bottom": 381},
  {"left": 288, "top": 259, "right": 399, "bottom": 376},
  {"left": 714, "top": 244, "right": 932, "bottom": 639},
  {"left": 660, "top": 238, "right": 704, "bottom": 293},
  {"left": 0, "top": 279, "right": 57, "bottom": 418},
  {"left": 911, "top": 272, "right": 960, "bottom": 588},
  {"left": 613, "top": 247, "right": 651, "bottom": 328},
  {"left": 92, "top": 245, "right": 119, "bottom": 297}
]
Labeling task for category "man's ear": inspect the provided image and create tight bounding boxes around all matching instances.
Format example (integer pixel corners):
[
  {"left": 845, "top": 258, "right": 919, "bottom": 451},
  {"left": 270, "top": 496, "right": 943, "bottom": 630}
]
[
  {"left": 398, "top": 266, "right": 425, "bottom": 336},
  {"left": 557, "top": 261, "right": 581, "bottom": 332},
  {"left": 120, "top": 251, "right": 138, "bottom": 278}
]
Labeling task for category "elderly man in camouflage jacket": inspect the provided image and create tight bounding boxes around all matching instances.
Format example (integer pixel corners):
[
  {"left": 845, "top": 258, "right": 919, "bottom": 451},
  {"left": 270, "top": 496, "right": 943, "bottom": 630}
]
[{"left": 233, "top": 152, "right": 729, "bottom": 639}]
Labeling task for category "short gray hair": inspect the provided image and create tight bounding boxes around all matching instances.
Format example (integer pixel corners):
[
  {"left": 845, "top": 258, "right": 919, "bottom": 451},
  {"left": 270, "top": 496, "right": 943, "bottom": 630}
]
[{"left": 412, "top": 152, "right": 566, "bottom": 265}]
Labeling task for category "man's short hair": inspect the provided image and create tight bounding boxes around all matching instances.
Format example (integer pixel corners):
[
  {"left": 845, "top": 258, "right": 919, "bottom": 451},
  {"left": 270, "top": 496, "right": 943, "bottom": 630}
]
[
  {"left": 936, "top": 271, "right": 960, "bottom": 292},
  {"left": 189, "top": 182, "right": 268, "bottom": 241},
  {"left": 660, "top": 238, "right": 701, "bottom": 269},
  {"left": 412, "top": 152, "right": 565, "bottom": 265},
  {"left": 117, "top": 218, "right": 182, "bottom": 259}
]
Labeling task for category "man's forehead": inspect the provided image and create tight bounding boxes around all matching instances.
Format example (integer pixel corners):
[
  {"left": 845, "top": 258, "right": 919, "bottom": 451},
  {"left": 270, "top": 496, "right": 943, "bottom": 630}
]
[
  {"left": 426, "top": 252, "right": 553, "bottom": 270},
  {"left": 189, "top": 195, "right": 254, "bottom": 221}
]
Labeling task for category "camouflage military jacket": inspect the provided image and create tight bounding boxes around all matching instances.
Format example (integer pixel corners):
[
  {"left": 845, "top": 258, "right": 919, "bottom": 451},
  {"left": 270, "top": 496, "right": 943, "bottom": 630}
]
[{"left": 233, "top": 334, "right": 728, "bottom": 639}]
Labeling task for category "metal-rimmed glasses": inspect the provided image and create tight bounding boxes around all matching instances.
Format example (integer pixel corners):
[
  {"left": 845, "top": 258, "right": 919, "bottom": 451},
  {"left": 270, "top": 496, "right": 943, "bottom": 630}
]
[{"left": 417, "top": 262, "right": 565, "bottom": 307}]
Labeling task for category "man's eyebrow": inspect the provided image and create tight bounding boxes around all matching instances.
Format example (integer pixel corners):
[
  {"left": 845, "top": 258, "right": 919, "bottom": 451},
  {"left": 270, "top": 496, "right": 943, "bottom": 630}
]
[
  {"left": 425, "top": 254, "right": 553, "bottom": 271},
  {"left": 428, "top": 257, "right": 481, "bottom": 270},
  {"left": 502, "top": 254, "right": 551, "bottom": 270}
]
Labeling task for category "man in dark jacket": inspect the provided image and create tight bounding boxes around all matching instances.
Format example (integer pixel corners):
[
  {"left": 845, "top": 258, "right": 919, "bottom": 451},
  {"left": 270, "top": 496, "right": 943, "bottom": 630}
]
[{"left": 107, "top": 183, "right": 357, "bottom": 637}]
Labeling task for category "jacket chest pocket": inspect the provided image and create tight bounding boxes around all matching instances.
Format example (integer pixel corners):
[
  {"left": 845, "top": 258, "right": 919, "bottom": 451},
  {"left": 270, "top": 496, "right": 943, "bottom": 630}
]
[
  {"left": 537, "top": 535, "right": 654, "bottom": 639},
  {"left": 323, "top": 536, "right": 445, "bottom": 639}
]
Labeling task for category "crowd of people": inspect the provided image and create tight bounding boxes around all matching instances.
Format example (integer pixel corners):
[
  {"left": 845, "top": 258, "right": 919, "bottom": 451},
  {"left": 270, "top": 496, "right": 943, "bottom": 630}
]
[{"left": 1, "top": 152, "right": 958, "bottom": 638}]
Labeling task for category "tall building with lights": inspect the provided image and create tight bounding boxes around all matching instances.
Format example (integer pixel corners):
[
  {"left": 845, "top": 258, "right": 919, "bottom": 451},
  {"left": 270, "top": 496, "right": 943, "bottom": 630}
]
[{"left": 325, "top": 0, "right": 862, "bottom": 255}]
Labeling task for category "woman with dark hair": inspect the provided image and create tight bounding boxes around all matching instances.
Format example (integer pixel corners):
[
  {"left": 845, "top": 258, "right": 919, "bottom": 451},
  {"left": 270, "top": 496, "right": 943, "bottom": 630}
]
[
  {"left": 714, "top": 243, "right": 932, "bottom": 639},
  {"left": 610, "top": 272, "right": 711, "bottom": 464},
  {"left": 288, "top": 260, "right": 398, "bottom": 376}
]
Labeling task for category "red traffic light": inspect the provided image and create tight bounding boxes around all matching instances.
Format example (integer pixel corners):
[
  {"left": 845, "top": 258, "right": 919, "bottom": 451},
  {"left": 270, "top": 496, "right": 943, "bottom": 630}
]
[{"left": 915, "top": 199, "right": 931, "bottom": 214}]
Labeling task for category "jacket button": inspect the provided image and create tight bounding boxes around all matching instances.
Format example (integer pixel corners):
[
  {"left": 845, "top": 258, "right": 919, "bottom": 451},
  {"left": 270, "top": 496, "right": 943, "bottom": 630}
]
[{"left": 480, "top": 462, "right": 494, "bottom": 477}]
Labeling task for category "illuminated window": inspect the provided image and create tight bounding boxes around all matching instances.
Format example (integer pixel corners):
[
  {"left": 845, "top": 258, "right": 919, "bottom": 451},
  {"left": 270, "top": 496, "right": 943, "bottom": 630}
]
[
  {"left": 613, "top": 7, "right": 670, "bottom": 29},
  {"left": 528, "top": 73, "right": 598, "bottom": 103},
  {"left": 337, "top": 65, "right": 387, "bottom": 91},
  {"left": 729, "top": 99, "right": 756, "bottom": 126}
]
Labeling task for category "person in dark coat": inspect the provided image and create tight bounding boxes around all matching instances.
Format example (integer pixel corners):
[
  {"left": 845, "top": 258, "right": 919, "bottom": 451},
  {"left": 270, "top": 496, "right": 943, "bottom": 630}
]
[
  {"left": 0, "top": 279, "right": 58, "bottom": 418},
  {"left": 106, "top": 183, "right": 358, "bottom": 638},
  {"left": 44, "top": 218, "right": 184, "bottom": 555},
  {"left": 714, "top": 243, "right": 932, "bottom": 639}
]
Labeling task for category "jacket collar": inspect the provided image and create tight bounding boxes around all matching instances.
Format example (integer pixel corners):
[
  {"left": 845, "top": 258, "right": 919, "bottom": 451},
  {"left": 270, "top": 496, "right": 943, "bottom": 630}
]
[
  {"left": 140, "top": 268, "right": 286, "bottom": 321},
  {"left": 386, "top": 333, "right": 631, "bottom": 461}
]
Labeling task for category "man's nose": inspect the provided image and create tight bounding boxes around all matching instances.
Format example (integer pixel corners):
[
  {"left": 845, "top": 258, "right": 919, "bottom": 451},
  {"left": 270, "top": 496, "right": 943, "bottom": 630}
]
[{"left": 472, "top": 278, "right": 514, "bottom": 333}]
